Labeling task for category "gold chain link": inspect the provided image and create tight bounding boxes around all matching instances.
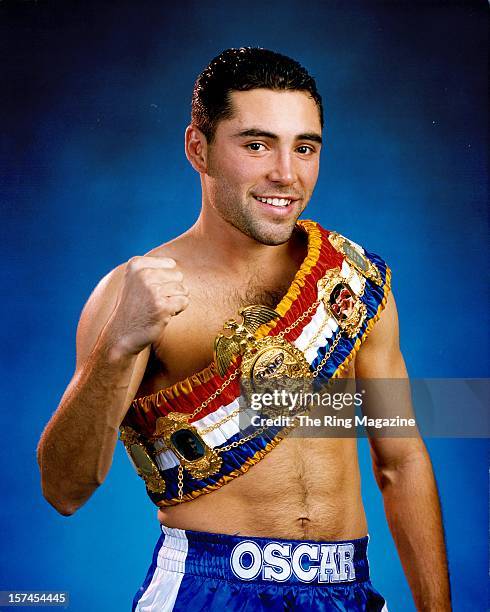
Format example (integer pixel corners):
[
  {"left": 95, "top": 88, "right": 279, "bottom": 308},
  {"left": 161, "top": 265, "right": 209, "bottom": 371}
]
[
  {"left": 311, "top": 332, "right": 342, "bottom": 377},
  {"left": 217, "top": 427, "right": 267, "bottom": 453},
  {"left": 198, "top": 405, "right": 241, "bottom": 435},
  {"left": 277, "top": 300, "right": 320, "bottom": 338},
  {"left": 275, "top": 266, "right": 356, "bottom": 355},
  {"left": 302, "top": 314, "right": 328, "bottom": 354},
  {"left": 189, "top": 367, "right": 240, "bottom": 420},
  {"left": 177, "top": 464, "right": 184, "bottom": 500}
]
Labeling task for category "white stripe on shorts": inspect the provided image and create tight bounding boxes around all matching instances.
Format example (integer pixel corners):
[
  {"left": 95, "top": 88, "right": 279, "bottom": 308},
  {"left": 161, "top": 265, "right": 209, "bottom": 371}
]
[{"left": 135, "top": 526, "right": 188, "bottom": 612}]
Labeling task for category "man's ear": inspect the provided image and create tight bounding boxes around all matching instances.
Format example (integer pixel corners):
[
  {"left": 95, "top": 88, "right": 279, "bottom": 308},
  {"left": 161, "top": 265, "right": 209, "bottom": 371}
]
[{"left": 185, "top": 125, "right": 208, "bottom": 173}]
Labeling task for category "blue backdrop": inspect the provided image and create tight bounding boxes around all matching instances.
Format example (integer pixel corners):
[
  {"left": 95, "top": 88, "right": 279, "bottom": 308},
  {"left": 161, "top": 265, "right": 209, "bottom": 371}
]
[{"left": 1, "top": 1, "right": 488, "bottom": 610}]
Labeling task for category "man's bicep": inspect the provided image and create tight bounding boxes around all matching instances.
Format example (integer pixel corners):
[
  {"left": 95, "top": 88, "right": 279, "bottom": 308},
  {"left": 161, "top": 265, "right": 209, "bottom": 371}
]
[
  {"left": 356, "top": 290, "right": 407, "bottom": 379},
  {"left": 355, "top": 291, "right": 425, "bottom": 466}
]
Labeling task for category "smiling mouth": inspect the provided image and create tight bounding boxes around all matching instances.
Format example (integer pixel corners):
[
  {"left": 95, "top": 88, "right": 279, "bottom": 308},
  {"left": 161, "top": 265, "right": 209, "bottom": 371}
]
[{"left": 254, "top": 196, "right": 294, "bottom": 208}]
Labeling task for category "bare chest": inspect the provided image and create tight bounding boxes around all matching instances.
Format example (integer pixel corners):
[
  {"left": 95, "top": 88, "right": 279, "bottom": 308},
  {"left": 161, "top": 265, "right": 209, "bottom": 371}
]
[{"left": 135, "top": 276, "right": 290, "bottom": 398}]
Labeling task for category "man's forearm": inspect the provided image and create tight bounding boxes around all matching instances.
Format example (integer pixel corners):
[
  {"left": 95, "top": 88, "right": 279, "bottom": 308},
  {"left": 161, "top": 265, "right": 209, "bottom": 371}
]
[
  {"left": 37, "top": 332, "right": 139, "bottom": 515},
  {"left": 374, "top": 446, "right": 451, "bottom": 611}
]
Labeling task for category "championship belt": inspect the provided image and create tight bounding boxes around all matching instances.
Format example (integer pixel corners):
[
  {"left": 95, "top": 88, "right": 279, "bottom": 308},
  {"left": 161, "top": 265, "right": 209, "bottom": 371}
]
[{"left": 120, "top": 221, "right": 391, "bottom": 506}]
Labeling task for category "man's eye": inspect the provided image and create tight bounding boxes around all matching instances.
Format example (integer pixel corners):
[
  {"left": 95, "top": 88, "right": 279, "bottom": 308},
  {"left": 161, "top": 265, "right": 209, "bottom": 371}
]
[
  {"left": 247, "top": 143, "right": 265, "bottom": 151},
  {"left": 297, "top": 145, "right": 314, "bottom": 155}
]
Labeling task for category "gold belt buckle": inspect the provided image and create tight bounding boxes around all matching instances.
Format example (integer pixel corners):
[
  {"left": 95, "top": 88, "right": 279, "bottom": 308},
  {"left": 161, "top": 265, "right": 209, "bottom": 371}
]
[
  {"left": 317, "top": 267, "right": 367, "bottom": 338},
  {"left": 154, "top": 413, "right": 222, "bottom": 479},
  {"left": 119, "top": 426, "right": 166, "bottom": 494}
]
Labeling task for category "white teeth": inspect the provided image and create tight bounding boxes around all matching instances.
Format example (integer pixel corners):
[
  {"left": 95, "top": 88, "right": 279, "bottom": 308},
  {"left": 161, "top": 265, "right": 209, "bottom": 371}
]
[{"left": 256, "top": 196, "right": 291, "bottom": 207}]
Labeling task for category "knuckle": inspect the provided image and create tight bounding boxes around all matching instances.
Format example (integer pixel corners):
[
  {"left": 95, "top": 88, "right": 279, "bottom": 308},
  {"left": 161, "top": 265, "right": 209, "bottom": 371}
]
[{"left": 161, "top": 270, "right": 183, "bottom": 283}]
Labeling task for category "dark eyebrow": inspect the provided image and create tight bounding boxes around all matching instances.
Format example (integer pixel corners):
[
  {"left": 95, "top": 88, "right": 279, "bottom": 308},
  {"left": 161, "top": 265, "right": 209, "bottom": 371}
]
[
  {"left": 234, "top": 129, "right": 322, "bottom": 145},
  {"left": 297, "top": 133, "right": 323, "bottom": 145},
  {"left": 234, "top": 129, "right": 278, "bottom": 139}
]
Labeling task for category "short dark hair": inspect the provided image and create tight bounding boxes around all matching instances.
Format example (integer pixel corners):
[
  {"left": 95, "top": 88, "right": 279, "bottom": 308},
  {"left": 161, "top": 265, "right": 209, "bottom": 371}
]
[{"left": 191, "top": 47, "right": 323, "bottom": 143}]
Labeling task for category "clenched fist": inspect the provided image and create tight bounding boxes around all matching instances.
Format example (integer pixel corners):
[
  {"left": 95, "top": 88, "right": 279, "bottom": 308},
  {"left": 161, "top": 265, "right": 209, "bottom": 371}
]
[{"left": 106, "top": 256, "right": 189, "bottom": 357}]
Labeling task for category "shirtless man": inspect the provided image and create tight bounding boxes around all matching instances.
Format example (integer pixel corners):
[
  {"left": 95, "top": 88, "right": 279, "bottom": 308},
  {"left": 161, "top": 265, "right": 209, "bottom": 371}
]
[{"left": 38, "top": 48, "right": 451, "bottom": 611}]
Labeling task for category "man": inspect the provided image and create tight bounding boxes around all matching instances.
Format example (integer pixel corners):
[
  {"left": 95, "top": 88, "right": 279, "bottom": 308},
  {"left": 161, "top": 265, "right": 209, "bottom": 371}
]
[{"left": 38, "top": 48, "right": 451, "bottom": 611}]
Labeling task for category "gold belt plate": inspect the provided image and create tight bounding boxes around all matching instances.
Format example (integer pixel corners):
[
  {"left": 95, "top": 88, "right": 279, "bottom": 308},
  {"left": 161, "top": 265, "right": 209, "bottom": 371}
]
[
  {"left": 328, "top": 232, "right": 382, "bottom": 286},
  {"left": 317, "top": 267, "right": 367, "bottom": 338},
  {"left": 154, "top": 412, "right": 223, "bottom": 479},
  {"left": 119, "top": 426, "right": 166, "bottom": 494},
  {"left": 240, "top": 335, "right": 312, "bottom": 390},
  {"left": 240, "top": 336, "right": 312, "bottom": 416}
]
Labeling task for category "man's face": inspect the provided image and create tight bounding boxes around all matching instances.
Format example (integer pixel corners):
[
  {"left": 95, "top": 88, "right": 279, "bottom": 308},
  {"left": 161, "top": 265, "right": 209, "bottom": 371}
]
[{"left": 203, "top": 89, "right": 322, "bottom": 245}]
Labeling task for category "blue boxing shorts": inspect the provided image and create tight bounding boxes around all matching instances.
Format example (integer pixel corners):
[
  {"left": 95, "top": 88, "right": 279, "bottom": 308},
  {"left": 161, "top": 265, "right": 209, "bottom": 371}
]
[{"left": 133, "top": 526, "right": 388, "bottom": 611}]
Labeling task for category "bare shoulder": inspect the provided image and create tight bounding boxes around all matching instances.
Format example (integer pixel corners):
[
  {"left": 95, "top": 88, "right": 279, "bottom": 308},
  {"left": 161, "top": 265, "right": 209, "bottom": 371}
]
[
  {"left": 144, "top": 231, "right": 194, "bottom": 268},
  {"left": 75, "top": 233, "right": 187, "bottom": 371},
  {"left": 363, "top": 291, "right": 399, "bottom": 350},
  {"left": 356, "top": 291, "right": 408, "bottom": 378}
]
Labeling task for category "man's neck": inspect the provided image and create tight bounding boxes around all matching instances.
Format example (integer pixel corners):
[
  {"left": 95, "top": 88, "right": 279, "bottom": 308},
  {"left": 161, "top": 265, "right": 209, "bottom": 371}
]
[{"left": 186, "top": 207, "right": 299, "bottom": 276}]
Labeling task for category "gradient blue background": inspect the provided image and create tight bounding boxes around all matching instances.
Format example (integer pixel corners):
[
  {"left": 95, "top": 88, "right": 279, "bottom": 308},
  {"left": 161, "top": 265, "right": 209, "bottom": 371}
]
[{"left": 1, "top": 1, "right": 488, "bottom": 610}]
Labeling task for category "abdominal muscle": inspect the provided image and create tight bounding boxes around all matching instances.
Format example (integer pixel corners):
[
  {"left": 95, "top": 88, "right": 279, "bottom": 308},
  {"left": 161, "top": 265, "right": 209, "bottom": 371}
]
[{"left": 158, "top": 437, "right": 367, "bottom": 541}]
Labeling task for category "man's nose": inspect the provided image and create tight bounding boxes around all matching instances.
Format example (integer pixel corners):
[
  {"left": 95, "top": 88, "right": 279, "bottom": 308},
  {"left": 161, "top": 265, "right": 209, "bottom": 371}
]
[{"left": 266, "top": 151, "right": 297, "bottom": 185}]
